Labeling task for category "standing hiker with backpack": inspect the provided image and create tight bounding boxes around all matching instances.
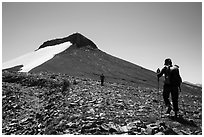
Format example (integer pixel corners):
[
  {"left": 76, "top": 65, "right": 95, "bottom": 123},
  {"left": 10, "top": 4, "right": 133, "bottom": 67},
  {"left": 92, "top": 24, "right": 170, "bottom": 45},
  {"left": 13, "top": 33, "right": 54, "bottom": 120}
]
[{"left": 157, "top": 58, "right": 182, "bottom": 118}]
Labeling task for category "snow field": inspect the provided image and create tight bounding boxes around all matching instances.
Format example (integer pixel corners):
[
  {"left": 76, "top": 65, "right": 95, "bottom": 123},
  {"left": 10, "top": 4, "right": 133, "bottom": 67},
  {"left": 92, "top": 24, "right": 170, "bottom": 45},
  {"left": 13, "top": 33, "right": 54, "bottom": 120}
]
[{"left": 3, "top": 42, "right": 72, "bottom": 72}]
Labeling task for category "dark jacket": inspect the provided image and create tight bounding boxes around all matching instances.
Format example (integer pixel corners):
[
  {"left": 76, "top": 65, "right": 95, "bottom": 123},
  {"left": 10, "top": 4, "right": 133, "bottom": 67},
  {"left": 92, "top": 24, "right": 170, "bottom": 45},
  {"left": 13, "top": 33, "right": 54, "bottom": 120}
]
[{"left": 157, "top": 65, "right": 182, "bottom": 86}]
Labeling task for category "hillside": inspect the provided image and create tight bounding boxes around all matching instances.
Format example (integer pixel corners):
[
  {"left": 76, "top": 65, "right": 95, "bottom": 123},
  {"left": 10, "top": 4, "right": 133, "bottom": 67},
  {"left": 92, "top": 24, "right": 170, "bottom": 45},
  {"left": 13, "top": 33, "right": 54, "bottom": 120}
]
[
  {"left": 29, "top": 33, "right": 161, "bottom": 89},
  {"left": 3, "top": 32, "right": 200, "bottom": 91},
  {"left": 31, "top": 45, "right": 158, "bottom": 88},
  {"left": 3, "top": 32, "right": 161, "bottom": 88},
  {"left": 2, "top": 71, "right": 202, "bottom": 135}
]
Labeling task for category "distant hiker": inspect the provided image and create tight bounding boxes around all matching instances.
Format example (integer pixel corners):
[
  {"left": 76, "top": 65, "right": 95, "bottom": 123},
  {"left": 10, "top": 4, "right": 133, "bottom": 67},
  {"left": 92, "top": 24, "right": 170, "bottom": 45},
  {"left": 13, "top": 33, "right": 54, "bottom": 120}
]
[
  {"left": 61, "top": 79, "right": 70, "bottom": 95},
  {"left": 100, "top": 73, "right": 105, "bottom": 86},
  {"left": 157, "top": 58, "right": 182, "bottom": 117}
]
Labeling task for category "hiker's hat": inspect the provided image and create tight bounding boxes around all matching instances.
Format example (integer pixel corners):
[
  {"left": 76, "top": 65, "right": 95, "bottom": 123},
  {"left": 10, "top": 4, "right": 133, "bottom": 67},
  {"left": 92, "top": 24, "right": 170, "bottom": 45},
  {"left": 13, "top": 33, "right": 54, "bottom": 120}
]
[{"left": 164, "top": 58, "right": 172, "bottom": 65}]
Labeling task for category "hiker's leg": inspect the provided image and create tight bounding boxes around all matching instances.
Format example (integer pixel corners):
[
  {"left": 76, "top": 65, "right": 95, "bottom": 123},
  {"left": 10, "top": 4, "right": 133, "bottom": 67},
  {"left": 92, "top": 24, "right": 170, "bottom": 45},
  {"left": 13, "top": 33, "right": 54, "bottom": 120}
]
[
  {"left": 163, "top": 85, "right": 172, "bottom": 114},
  {"left": 171, "top": 86, "right": 179, "bottom": 116},
  {"left": 101, "top": 80, "right": 104, "bottom": 86},
  {"left": 163, "top": 85, "right": 171, "bottom": 107}
]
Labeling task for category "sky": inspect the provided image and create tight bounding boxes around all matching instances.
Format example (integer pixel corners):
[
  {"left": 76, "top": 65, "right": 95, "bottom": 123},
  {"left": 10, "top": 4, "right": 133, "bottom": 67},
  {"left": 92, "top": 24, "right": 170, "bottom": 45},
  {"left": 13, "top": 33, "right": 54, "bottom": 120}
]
[{"left": 2, "top": 2, "right": 202, "bottom": 84}]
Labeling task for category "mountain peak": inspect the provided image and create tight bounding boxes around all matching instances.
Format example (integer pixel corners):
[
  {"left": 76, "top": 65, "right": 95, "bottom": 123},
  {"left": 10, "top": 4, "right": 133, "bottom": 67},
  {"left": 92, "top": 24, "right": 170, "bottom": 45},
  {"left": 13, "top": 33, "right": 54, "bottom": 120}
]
[
  {"left": 37, "top": 32, "right": 98, "bottom": 50},
  {"left": 68, "top": 33, "right": 98, "bottom": 50}
]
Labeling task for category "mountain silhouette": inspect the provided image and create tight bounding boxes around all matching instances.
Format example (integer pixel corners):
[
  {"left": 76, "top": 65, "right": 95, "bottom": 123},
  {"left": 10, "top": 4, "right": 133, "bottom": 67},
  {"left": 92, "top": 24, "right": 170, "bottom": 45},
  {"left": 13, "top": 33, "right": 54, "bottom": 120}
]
[
  {"left": 27, "top": 33, "right": 158, "bottom": 87},
  {"left": 37, "top": 32, "right": 97, "bottom": 50}
]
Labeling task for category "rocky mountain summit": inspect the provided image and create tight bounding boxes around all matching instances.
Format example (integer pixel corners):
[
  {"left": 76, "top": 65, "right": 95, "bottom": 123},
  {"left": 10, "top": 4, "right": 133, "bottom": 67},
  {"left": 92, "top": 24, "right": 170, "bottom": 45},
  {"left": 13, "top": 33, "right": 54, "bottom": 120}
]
[
  {"left": 37, "top": 33, "right": 97, "bottom": 50},
  {"left": 2, "top": 71, "right": 202, "bottom": 135}
]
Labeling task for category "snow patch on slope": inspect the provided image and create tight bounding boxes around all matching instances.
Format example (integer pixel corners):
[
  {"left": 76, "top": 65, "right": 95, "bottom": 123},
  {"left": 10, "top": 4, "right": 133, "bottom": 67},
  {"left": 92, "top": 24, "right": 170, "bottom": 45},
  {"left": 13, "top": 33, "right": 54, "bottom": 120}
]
[{"left": 3, "top": 42, "right": 72, "bottom": 72}]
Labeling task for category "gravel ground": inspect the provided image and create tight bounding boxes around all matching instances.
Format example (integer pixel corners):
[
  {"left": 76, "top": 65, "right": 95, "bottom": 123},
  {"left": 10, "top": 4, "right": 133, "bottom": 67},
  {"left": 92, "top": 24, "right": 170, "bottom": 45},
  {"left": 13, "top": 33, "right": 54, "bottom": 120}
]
[{"left": 2, "top": 71, "right": 202, "bottom": 135}]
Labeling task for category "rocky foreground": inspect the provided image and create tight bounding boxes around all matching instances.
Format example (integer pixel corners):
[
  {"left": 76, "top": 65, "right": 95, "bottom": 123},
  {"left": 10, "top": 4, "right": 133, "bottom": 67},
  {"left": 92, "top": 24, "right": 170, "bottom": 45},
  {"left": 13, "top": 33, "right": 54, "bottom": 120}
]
[{"left": 2, "top": 71, "right": 202, "bottom": 135}]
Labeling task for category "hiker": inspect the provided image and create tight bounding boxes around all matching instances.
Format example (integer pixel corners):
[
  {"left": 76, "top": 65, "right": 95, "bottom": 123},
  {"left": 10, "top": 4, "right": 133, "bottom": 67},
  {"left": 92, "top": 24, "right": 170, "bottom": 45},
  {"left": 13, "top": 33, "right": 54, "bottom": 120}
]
[
  {"left": 100, "top": 73, "right": 105, "bottom": 86},
  {"left": 61, "top": 79, "right": 70, "bottom": 95},
  {"left": 157, "top": 58, "right": 182, "bottom": 117}
]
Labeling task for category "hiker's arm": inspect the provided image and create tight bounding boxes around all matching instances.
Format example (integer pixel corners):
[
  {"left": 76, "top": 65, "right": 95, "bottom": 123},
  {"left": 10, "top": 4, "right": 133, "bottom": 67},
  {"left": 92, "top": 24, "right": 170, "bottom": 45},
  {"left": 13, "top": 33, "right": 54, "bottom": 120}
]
[{"left": 157, "top": 67, "right": 165, "bottom": 78}]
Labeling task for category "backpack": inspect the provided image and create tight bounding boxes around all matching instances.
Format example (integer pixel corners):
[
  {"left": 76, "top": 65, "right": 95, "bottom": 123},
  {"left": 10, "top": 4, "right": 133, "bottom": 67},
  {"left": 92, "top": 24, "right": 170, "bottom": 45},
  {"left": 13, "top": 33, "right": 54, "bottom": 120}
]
[
  {"left": 165, "top": 65, "right": 182, "bottom": 86},
  {"left": 170, "top": 65, "right": 182, "bottom": 86}
]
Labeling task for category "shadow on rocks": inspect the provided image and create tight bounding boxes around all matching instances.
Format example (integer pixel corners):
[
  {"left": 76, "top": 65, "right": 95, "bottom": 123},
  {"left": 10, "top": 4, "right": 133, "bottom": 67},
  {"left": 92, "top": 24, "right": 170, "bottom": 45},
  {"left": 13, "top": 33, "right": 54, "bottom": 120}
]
[{"left": 169, "top": 116, "right": 198, "bottom": 127}]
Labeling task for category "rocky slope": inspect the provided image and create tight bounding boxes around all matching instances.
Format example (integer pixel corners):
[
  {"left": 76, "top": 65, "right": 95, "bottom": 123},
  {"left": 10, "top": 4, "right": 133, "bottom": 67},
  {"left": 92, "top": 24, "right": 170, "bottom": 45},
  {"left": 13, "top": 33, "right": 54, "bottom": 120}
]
[{"left": 2, "top": 71, "right": 202, "bottom": 135}]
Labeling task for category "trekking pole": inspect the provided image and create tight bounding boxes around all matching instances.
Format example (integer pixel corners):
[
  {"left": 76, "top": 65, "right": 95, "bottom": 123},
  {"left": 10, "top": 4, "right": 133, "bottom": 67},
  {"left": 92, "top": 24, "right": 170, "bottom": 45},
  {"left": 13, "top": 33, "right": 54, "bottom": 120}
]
[
  {"left": 158, "top": 78, "right": 162, "bottom": 118},
  {"left": 157, "top": 68, "right": 162, "bottom": 118}
]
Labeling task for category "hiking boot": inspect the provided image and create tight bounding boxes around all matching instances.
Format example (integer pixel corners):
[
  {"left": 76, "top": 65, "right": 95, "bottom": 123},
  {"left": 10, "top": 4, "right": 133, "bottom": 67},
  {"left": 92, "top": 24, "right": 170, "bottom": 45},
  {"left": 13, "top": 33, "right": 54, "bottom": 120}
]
[{"left": 166, "top": 106, "right": 172, "bottom": 114}]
